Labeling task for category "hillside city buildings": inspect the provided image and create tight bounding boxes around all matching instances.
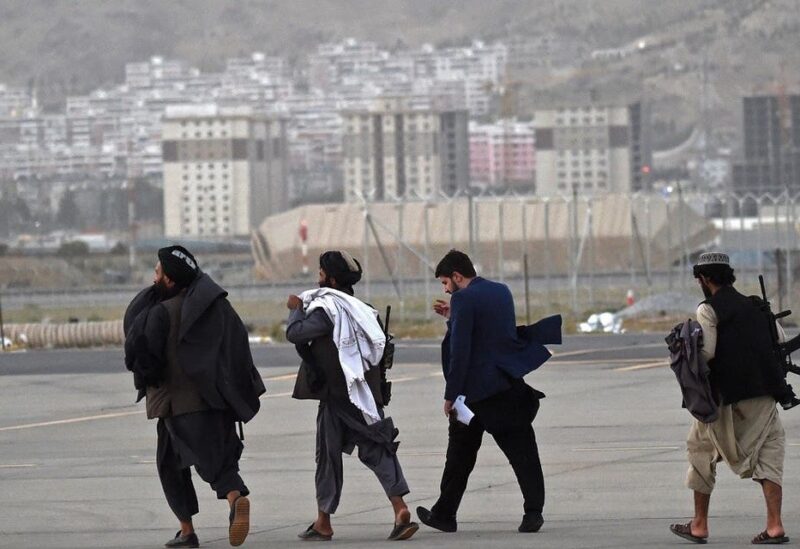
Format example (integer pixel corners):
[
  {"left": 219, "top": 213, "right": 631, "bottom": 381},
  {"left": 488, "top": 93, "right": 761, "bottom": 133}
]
[{"left": 13, "top": 35, "right": 786, "bottom": 243}]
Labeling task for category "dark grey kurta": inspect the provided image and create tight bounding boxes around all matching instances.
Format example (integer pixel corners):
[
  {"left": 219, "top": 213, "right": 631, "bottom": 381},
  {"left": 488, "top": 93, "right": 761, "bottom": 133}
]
[{"left": 287, "top": 307, "right": 409, "bottom": 514}]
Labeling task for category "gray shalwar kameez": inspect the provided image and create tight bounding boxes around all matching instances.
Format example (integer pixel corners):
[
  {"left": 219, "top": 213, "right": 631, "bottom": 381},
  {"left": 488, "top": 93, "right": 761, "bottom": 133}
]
[{"left": 287, "top": 307, "right": 410, "bottom": 514}]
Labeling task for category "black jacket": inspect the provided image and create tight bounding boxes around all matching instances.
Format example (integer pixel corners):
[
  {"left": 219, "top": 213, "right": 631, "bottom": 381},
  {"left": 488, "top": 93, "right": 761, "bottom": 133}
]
[
  {"left": 705, "top": 286, "right": 787, "bottom": 405},
  {"left": 123, "top": 273, "right": 266, "bottom": 422},
  {"left": 440, "top": 276, "right": 560, "bottom": 403},
  {"left": 666, "top": 319, "right": 719, "bottom": 423}
]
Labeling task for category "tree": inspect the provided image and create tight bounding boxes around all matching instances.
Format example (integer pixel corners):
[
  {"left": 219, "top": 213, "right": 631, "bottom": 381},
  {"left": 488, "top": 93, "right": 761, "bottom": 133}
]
[
  {"left": 57, "top": 240, "right": 90, "bottom": 257},
  {"left": 57, "top": 190, "right": 79, "bottom": 228}
]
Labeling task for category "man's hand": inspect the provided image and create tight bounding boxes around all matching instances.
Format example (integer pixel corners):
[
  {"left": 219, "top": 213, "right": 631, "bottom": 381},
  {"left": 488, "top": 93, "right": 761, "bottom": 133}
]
[
  {"left": 286, "top": 294, "right": 303, "bottom": 310},
  {"left": 444, "top": 399, "right": 454, "bottom": 418},
  {"left": 433, "top": 299, "right": 451, "bottom": 319}
]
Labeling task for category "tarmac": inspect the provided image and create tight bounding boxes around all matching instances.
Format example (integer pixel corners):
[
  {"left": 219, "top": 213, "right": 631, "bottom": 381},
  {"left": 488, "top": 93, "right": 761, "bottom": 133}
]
[{"left": 2, "top": 337, "right": 799, "bottom": 548}]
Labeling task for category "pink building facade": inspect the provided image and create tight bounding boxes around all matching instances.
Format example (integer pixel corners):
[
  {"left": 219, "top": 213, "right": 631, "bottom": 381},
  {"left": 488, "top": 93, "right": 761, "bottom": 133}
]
[{"left": 469, "top": 120, "right": 536, "bottom": 189}]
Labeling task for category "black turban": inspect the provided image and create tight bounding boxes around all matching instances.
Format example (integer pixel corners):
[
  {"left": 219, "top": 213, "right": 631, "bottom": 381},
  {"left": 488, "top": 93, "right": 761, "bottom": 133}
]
[
  {"left": 320, "top": 250, "right": 362, "bottom": 288},
  {"left": 158, "top": 245, "right": 199, "bottom": 288}
]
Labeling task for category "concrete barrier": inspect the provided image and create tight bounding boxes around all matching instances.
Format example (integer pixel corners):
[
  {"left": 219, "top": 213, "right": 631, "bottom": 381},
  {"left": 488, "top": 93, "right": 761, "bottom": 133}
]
[{"left": 4, "top": 321, "right": 125, "bottom": 349}]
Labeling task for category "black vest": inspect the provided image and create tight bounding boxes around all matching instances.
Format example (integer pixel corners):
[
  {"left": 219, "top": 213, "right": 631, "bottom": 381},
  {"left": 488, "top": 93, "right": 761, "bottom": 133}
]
[{"left": 705, "top": 286, "right": 782, "bottom": 404}]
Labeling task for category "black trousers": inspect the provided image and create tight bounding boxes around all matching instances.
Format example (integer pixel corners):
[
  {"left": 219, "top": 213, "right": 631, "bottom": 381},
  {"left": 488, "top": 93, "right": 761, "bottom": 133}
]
[
  {"left": 431, "top": 380, "right": 545, "bottom": 519},
  {"left": 156, "top": 410, "right": 249, "bottom": 522}
]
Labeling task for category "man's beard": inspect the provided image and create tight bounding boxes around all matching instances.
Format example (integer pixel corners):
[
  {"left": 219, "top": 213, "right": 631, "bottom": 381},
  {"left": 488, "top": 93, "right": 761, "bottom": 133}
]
[
  {"left": 155, "top": 280, "right": 182, "bottom": 301},
  {"left": 319, "top": 276, "right": 334, "bottom": 289},
  {"left": 700, "top": 280, "right": 713, "bottom": 299}
]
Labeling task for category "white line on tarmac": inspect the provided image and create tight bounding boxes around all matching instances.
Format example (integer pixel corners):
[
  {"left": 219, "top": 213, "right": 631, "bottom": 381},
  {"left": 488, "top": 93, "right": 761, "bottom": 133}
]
[
  {"left": 0, "top": 410, "right": 143, "bottom": 432},
  {"left": 553, "top": 358, "right": 659, "bottom": 366},
  {"left": 264, "top": 373, "right": 299, "bottom": 381},
  {"left": 2, "top": 372, "right": 444, "bottom": 431},
  {"left": 554, "top": 343, "right": 664, "bottom": 359},
  {"left": 0, "top": 463, "right": 37, "bottom": 468},
  {"left": 263, "top": 391, "right": 294, "bottom": 398},
  {"left": 572, "top": 446, "right": 680, "bottom": 452},
  {"left": 614, "top": 361, "right": 669, "bottom": 372}
]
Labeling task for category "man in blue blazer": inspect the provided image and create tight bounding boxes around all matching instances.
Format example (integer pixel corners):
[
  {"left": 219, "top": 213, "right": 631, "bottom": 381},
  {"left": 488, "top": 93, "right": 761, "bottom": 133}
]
[{"left": 417, "top": 250, "right": 549, "bottom": 534}]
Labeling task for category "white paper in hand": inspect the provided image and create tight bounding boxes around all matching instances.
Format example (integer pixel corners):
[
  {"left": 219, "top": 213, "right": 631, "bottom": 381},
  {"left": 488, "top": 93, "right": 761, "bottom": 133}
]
[{"left": 453, "top": 395, "right": 474, "bottom": 425}]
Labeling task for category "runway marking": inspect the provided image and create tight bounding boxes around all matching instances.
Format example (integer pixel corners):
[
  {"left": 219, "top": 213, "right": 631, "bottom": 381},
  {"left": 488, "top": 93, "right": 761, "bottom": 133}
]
[
  {"left": 553, "top": 343, "right": 664, "bottom": 359},
  {"left": 553, "top": 358, "right": 661, "bottom": 366},
  {"left": 264, "top": 373, "right": 299, "bottom": 381},
  {"left": 572, "top": 445, "right": 680, "bottom": 452},
  {"left": 263, "top": 391, "right": 294, "bottom": 399},
  {"left": 0, "top": 463, "right": 37, "bottom": 468},
  {"left": 0, "top": 372, "right": 441, "bottom": 430},
  {"left": 614, "top": 361, "right": 669, "bottom": 372},
  {"left": 260, "top": 371, "right": 441, "bottom": 399},
  {"left": 0, "top": 410, "right": 143, "bottom": 432}
]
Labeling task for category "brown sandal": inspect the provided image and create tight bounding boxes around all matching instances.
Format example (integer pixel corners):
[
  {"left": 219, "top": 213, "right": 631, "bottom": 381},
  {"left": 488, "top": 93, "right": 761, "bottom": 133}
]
[
  {"left": 752, "top": 530, "right": 789, "bottom": 544},
  {"left": 669, "top": 522, "right": 707, "bottom": 544},
  {"left": 228, "top": 495, "right": 250, "bottom": 546}
]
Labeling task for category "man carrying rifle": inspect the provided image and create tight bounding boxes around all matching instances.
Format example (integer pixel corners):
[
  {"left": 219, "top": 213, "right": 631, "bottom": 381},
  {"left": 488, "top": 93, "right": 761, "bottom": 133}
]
[
  {"left": 286, "top": 250, "right": 418, "bottom": 542},
  {"left": 670, "top": 252, "right": 795, "bottom": 545}
]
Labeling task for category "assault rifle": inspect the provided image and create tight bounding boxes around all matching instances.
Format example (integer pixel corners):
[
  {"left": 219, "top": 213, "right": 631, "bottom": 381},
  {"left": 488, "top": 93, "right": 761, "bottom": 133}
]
[
  {"left": 757, "top": 275, "right": 800, "bottom": 409},
  {"left": 379, "top": 305, "right": 395, "bottom": 405}
]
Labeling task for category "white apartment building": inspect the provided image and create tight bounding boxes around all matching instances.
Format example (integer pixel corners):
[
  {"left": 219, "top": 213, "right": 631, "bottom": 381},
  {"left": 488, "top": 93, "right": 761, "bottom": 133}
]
[
  {"left": 532, "top": 102, "right": 651, "bottom": 196},
  {"left": 342, "top": 99, "right": 469, "bottom": 202},
  {"left": 162, "top": 105, "right": 288, "bottom": 238}
]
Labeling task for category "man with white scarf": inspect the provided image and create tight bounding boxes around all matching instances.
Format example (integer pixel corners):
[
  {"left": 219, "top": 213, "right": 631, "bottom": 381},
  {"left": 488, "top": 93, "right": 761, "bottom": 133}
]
[{"left": 286, "top": 251, "right": 418, "bottom": 542}]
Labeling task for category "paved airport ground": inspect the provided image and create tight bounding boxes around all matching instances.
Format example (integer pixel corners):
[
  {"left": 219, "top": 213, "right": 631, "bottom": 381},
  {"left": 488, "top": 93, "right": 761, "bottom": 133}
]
[{"left": 2, "top": 336, "right": 800, "bottom": 548}]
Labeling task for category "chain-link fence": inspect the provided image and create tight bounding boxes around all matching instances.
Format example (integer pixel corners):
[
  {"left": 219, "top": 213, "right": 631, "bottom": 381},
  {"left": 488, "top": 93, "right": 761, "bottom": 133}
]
[{"left": 252, "top": 189, "right": 800, "bottom": 320}]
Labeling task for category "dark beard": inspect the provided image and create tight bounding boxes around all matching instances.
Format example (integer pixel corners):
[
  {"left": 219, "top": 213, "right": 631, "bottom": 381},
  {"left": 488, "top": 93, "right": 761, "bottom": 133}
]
[
  {"left": 319, "top": 276, "right": 334, "bottom": 289},
  {"left": 700, "top": 281, "right": 713, "bottom": 299},
  {"left": 155, "top": 280, "right": 182, "bottom": 301}
]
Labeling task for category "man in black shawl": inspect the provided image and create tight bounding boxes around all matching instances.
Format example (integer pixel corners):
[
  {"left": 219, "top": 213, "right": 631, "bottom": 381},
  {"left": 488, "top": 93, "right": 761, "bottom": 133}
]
[
  {"left": 286, "top": 250, "right": 418, "bottom": 542},
  {"left": 124, "top": 245, "right": 266, "bottom": 548}
]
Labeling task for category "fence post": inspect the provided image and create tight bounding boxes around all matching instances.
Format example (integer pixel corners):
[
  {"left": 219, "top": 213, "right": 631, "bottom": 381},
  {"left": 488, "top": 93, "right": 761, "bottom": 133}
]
[
  {"left": 396, "top": 203, "right": 406, "bottom": 321},
  {"left": 497, "top": 200, "right": 504, "bottom": 283},
  {"left": 544, "top": 198, "right": 552, "bottom": 297},
  {"left": 423, "top": 201, "right": 432, "bottom": 320},
  {"left": 363, "top": 205, "right": 371, "bottom": 302}
]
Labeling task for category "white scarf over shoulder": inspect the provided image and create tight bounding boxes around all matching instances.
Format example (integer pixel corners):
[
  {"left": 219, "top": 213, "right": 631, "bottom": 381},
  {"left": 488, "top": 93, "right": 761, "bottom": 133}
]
[{"left": 300, "top": 287, "right": 386, "bottom": 423}]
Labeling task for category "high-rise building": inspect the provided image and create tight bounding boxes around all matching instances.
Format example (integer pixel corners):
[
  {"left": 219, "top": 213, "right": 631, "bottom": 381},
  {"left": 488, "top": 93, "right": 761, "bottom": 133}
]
[
  {"left": 342, "top": 99, "right": 469, "bottom": 201},
  {"left": 162, "top": 105, "right": 288, "bottom": 238},
  {"left": 469, "top": 120, "right": 536, "bottom": 191},
  {"left": 533, "top": 101, "right": 651, "bottom": 196},
  {"left": 732, "top": 94, "right": 800, "bottom": 193}
]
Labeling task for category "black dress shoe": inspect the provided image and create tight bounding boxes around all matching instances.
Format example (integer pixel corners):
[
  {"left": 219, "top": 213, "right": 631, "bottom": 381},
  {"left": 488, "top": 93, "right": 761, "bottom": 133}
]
[
  {"left": 416, "top": 506, "right": 457, "bottom": 533},
  {"left": 165, "top": 530, "right": 199, "bottom": 548},
  {"left": 518, "top": 512, "right": 544, "bottom": 533}
]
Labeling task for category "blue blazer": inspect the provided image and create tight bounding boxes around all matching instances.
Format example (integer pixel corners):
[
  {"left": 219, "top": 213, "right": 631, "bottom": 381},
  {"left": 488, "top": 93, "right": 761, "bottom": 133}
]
[{"left": 441, "top": 277, "right": 561, "bottom": 404}]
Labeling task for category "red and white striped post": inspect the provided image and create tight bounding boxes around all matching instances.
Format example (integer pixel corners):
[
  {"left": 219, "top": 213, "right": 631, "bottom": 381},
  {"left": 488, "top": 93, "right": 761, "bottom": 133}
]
[{"left": 299, "top": 219, "right": 309, "bottom": 275}]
